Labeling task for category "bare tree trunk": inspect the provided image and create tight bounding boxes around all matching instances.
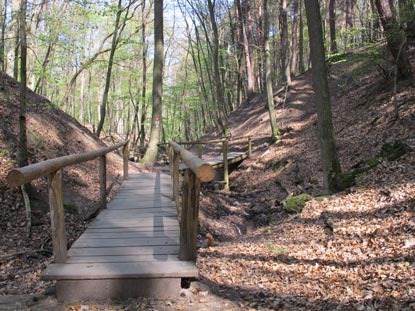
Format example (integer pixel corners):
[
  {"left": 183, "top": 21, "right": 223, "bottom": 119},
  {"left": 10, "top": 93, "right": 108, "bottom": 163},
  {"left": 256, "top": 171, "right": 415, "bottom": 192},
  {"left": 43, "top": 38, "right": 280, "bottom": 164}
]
[
  {"left": 17, "top": 0, "right": 28, "bottom": 168},
  {"left": 236, "top": 0, "right": 256, "bottom": 98},
  {"left": 264, "top": 0, "right": 279, "bottom": 141},
  {"left": 280, "top": 0, "right": 291, "bottom": 84},
  {"left": 299, "top": 0, "right": 305, "bottom": 73},
  {"left": 0, "top": 0, "right": 6, "bottom": 72},
  {"left": 96, "top": 0, "right": 123, "bottom": 137},
  {"left": 291, "top": 0, "right": 299, "bottom": 75},
  {"left": 207, "top": 0, "right": 228, "bottom": 134},
  {"left": 141, "top": 0, "right": 163, "bottom": 166},
  {"left": 375, "top": 0, "right": 412, "bottom": 80},
  {"left": 304, "top": 0, "right": 342, "bottom": 193},
  {"left": 329, "top": 0, "right": 338, "bottom": 53},
  {"left": 139, "top": 2, "right": 150, "bottom": 153}
]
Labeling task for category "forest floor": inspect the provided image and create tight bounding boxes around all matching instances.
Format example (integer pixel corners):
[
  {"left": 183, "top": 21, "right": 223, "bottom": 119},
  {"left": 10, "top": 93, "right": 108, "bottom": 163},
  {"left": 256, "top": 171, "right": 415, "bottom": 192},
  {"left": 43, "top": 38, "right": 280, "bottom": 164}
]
[{"left": 1, "top": 43, "right": 415, "bottom": 310}]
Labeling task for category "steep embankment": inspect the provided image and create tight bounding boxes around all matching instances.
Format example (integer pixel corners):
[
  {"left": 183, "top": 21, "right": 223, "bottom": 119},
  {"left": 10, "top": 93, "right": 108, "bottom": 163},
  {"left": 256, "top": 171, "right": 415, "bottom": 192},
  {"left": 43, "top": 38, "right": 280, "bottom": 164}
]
[
  {"left": 0, "top": 72, "right": 139, "bottom": 295},
  {"left": 195, "top": 44, "right": 415, "bottom": 310}
]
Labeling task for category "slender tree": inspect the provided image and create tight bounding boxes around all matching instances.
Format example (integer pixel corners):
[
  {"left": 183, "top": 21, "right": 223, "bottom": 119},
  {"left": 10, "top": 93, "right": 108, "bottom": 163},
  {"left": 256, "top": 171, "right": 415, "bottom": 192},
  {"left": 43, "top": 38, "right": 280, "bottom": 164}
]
[
  {"left": 304, "top": 0, "right": 341, "bottom": 193},
  {"left": 329, "top": 0, "right": 338, "bottom": 53},
  {"left": 17, "top": 0, "right": 28, "bottom": 168},
  {"left": 207, "top": 0, "right": 228, "bottom": 135},
  {"left": 96, "top": 0, "right": 123, "bottom": 137},
  {"left": 0, "top": 0, "right": 6, "bottom": 72},
  {"left": 142, "top": 0, "right": 163, "bottom": 166},
  {"left": 264, "top": 0, "right": 279, "bottom": 140}
]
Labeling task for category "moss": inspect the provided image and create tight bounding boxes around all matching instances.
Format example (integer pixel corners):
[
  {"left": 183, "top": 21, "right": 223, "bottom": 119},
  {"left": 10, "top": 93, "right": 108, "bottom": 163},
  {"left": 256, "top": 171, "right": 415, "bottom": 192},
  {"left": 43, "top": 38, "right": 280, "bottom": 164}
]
[
  {"left": 379, "top": 140, "right": 412, "bottom": 161},
  {"left": 282, "top": 193, "right": 312, "bottom": 213}
]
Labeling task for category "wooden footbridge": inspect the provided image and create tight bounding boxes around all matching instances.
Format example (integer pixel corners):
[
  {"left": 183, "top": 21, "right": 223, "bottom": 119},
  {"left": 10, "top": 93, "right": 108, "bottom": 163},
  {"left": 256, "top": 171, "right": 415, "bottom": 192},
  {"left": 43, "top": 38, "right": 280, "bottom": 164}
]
[{"left": 6, "top": 137, "right": 251, "bottom": 302}]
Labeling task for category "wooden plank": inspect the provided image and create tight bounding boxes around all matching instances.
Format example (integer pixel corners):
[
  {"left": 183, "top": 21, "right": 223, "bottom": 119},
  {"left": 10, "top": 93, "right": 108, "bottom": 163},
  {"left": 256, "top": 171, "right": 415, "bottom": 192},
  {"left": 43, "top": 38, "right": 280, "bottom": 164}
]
[
  {"left": 78, "top": 230, "right": 180, "bottom": 240},
  {"left": 68, "top": 245, "right": 179, "bottom": 257},
  {"left": 84, "top": 227, "right": 179, "bottom": 233},
  {"left": 89, "top": 217, "right": 179, "bottom": 229},
  {"left": 98, "top": 210, "right": 177, "bottom": 218},
  {"left": 43, "top": 261, "right": 198, "bottom": 280},
  {"left": 72, "top": 237, "right": 179, "bottom": 248},
  {"left": 67, "top": 254, "right": 182, "bottom": 263}
]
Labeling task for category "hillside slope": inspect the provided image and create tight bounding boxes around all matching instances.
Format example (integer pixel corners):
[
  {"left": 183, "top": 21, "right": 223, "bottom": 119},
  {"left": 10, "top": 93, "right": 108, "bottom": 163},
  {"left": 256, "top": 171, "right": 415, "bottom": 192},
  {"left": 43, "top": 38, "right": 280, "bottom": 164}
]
[
  {"left": 0, "top": 72, "right": 142, "bottom": 295},
  {"left": 194, "top": 44, "right": 415, "bottom": 310}
]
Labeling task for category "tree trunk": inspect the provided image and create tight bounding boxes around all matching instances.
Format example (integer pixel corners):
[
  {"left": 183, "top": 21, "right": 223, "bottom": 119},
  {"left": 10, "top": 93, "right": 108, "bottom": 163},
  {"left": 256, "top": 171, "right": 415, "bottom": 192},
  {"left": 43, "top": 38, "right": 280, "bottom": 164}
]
[
  {"left": 299, "top": 0, "right": 305, "bottom": 73},
  {"left": 0, "top": 0, "right": 6, "bottom": 72},
  {"left": 264, "top": 0, "right": 279, "bottom": 140},
  {"left": 329, "top": 0, "right": 338, "bottom": 53},
  {"left": 17, "top": 0, "right": 28, "bottom": 168},
  {"left": 304, "top": 0, "right": 342, "bottom": 193},
  {"left": 141, "top": 0, "right": 163, "bottom": 166},
  {"left": 291, "top": 0, "right": 299, "bottom": 75},
  {"left": 139, "top": 2, "right": 149, "bottom": 152},
  {"left": 96, "top": 0, "right": 123, "bottom": 138},
  {"left": 207, "top": 0, "right": 228, "bottom": 135},
  {"left": 236, "top": 0, "right": 256, "bottom": 98},
  {"left": 375, "top": 0, "right": 412, "bottom": 80},
  {"left": 280, "top": 0, "right": 291, "bottom": 84}
]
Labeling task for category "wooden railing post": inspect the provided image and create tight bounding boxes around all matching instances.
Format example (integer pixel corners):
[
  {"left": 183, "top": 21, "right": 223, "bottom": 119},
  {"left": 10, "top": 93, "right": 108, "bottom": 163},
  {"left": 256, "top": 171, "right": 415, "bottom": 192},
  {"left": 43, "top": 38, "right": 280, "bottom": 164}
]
[
  {"left": 248, "top": 136, "right": 252, "bottom": 158},
  {"left": 197, "top": 144, "right": 203, "bottom": 159},
  {"left": 122, "top": 142, "right": 129, "bottom": 180},
  {"left": 172, "top": 150, "right": 180, "bottom": 211},
  {"left": 99, "top": 155, "right": 107, "bottom": 209},
  {"left": 223, "top": 139, "right": 229, "bottom": 191},
  {"left": 179, "top": 169, "right": 201, "bottom": 261},
  {"left": 48, "top": 170, "right": 68, "bottom": 263}
]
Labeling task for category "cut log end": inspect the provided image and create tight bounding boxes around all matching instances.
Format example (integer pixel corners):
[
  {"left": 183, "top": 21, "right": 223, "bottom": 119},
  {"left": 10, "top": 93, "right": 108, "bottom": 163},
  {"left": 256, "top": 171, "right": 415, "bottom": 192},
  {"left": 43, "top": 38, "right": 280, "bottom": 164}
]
[
  {"left": 198, "top": 164, "right": 215, "bottom": 183},
  {"left": 6, "top": 170, "right": 25, "bottom": 188}
]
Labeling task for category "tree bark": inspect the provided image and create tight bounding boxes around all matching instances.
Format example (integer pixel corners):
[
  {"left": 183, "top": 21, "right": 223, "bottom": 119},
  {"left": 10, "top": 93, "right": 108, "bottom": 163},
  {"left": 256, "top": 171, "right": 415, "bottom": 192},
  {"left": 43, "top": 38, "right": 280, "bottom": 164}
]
[
  {"left": 96, "top": 0, "right": 123, "bottom": 137},
  {"left": 0, "top": 0, "right": 6, "bottom": 72},
  {"left": 141, "top": 0, "right": 163, "bottom": 166},
  {"left": 304, "top": 0, "right": 342, "bottom": 193},
  {"left": 207, "top": 0, "right": 228, "bottom": 135},
  {"left": 236, "top": 0, "right": 256, "bottom": 98},
  {"left": 264, "top": 0, "right": 279, "bottom": 140},
  {"left": 291, "top": 0, "right": 299, "bottom": 75},
  {"left": 280, "top": 0, "right": 291, "bottom": 84},
  {"left": 298, "top": 0, "right": 305, "bottom": 73},
  {"left": 329, "top": 0, "right": 338, "bottom": 53},
  {"left": 375, "top": 0, "right": 412, "bottom": 80},
  {"left": 17, "top": 0, "right": 28, "bottom": 168}
]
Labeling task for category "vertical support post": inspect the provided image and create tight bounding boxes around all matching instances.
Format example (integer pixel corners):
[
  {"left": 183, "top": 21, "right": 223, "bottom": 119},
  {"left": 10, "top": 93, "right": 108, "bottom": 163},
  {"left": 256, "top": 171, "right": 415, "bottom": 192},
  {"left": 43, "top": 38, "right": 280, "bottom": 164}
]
[
  {"left": 248, "top": 136, "right": 252, "bottom": 158},
  {"left": 179, "top": 169, "right": 201, "bottom": 261},
  {"left": 172, "top": 150, "right": 180, "bottom": 211},
  {"left": 48, "top": 170, "right": 68, "bottom": 263},
  {"left": 223, "top": 139, "right": 229, "bottom": 191},
  {"left": 99, "top": 155, "right": 107, "bottom": 209},
  {"left": 122, "top": 141, "right": 129, "bottom": 180},
  {"left": 197, "top": 144, "right": 203, "bottom": 159}
]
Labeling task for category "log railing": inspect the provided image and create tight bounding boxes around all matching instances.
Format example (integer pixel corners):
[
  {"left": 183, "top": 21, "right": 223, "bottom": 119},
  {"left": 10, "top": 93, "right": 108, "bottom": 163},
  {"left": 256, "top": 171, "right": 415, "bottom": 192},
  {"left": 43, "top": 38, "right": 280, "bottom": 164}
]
[
  {"left": 169, "top": 141, "right": 215, "bottom": 261},
  {"left": 6, "top": 140, "right": 130, "bottom": 263},
  {"left": 173, "top": 135, "right": 252, "bottom": 191}
]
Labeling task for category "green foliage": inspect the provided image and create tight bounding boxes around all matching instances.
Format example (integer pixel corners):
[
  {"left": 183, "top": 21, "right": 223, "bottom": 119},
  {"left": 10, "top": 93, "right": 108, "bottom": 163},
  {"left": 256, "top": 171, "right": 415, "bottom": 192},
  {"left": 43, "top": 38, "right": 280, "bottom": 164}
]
[
  {"left": 282, "top": 193, "right": 312, "bottom": 213},
  {"left": 267, "top": 244, "right": 288, "bottom": 255}
]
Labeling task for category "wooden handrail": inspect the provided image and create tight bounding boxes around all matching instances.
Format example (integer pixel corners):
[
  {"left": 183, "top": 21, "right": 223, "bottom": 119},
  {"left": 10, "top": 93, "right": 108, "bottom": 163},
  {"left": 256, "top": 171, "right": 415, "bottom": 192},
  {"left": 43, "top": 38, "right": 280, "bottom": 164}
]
[
  {"left": 6, "top": 140, "right": 129, "bottom": 264},
  {"left": 169, "top": 141, "right": 215, "bottom": 182},
  {"left": 7, "top": 140, "right": 128, "bottom": 187},
  {"left": 169, "top": 141, "right": 215, "bottom": 261}
]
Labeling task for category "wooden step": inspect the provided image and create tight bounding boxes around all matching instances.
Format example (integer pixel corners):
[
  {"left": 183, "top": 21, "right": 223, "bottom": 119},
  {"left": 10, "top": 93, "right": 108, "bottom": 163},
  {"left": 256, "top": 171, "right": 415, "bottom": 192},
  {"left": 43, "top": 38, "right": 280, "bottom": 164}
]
[{"left": 43, "top": 261, "right": 197, "bottom": 280}]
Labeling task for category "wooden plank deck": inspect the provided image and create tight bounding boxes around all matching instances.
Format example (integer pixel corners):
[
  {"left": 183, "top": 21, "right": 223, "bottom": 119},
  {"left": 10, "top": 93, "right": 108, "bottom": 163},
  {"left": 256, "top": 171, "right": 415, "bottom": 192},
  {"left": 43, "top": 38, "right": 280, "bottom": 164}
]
[{"left": 43, "top": 172, "right": 197, "bottom": 302}]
